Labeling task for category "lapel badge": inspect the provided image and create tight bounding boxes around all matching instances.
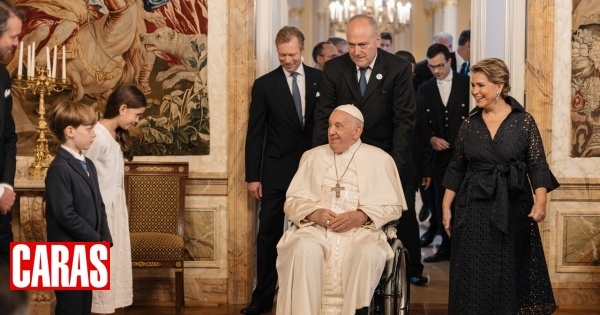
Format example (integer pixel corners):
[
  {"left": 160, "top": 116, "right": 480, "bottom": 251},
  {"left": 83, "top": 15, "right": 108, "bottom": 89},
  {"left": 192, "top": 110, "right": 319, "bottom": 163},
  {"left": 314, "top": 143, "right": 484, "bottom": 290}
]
[{"left": 376, "top": 74, "right": 382, "bottom": 80}]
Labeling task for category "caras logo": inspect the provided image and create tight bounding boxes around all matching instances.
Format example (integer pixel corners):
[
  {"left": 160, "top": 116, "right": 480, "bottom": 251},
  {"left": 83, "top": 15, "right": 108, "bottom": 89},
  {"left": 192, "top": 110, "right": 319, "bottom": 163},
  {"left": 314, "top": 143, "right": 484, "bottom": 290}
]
[{"left": 10, "top": 242, "right": 110, "bottom": 290}]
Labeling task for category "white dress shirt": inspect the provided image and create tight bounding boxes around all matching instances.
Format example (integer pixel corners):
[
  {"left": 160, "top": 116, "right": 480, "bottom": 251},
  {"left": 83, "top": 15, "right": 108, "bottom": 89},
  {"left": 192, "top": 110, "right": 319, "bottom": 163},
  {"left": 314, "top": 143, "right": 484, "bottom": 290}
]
[
  {"left": 283, "top": 64, "right": 306, "bottom": 124},
  {"left": 437, "top": 71, "right": 453, "bottom": 106},
  {"left": 355, "top": 54, "right": 378, "bottom": 83}
]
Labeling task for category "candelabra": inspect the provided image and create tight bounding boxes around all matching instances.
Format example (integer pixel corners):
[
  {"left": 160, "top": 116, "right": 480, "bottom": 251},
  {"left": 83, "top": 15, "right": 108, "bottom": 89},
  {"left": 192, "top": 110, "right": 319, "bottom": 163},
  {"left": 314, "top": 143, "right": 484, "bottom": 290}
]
[
  {"left": 329, "top": 0, "right": 412, "bottom": 34},
  {"left": 14, "top": 67, "right": 70, "bottom": 179}
]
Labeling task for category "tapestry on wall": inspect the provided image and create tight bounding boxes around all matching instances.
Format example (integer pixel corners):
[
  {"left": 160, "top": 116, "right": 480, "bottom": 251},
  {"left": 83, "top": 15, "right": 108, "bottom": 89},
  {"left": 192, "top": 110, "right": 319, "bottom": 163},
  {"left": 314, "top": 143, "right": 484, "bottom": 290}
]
[
  {"left": 9, "top": 0, "right": 209, "bottom": 156},
  {"left": 571, "top": 0, "right": 600, "bottom": 157}
]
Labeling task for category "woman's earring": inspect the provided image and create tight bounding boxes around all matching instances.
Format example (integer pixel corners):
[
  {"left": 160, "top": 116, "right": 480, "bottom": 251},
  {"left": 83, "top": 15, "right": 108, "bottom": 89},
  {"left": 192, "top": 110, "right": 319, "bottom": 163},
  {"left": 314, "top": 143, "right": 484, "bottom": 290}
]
[{"left": 495, "top": 92, "right": 500, "bottom": 101}]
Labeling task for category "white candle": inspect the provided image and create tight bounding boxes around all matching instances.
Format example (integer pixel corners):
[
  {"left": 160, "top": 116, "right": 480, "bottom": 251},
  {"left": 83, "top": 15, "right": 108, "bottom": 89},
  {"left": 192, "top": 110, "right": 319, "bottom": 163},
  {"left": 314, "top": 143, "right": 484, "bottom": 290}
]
[
  {"left": 45, "top": 47, "right": 51, "bottom": 75},
  {"left": 31, "top": 41, "right": 35, "bottom": 72},
  {"left": 17, "top": 41, "right": 23, "bottom": 77},
  {"left": 52, "top": 45, "right": 57, "bottom": 78},
  {"left": 62, "top": 45, "right": 66, "bottom": 79},
  {"left": 27, "top": 44, "right": 30, "bottom": 76}
]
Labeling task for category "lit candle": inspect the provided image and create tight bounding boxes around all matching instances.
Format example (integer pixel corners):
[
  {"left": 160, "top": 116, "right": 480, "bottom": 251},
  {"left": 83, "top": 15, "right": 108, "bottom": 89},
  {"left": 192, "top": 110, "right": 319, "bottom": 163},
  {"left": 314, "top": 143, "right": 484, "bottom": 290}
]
[
  {"left": 17, "top": 41, "right": 23, "bottom": 77},
  {"left": 45, "top": 47, "right": 51, "bottom": 75},
  {"left": 31, "top": 41, "right": 35, "bottom": 72},
  {"left": 27, "top": 44, "right": 31, "bottom": 77},
  {"left": 52, "top": 45, "right": 57, "bottom": 78},
  {"left": 62, "top": 45, "right": 66, "bottom": 79}
]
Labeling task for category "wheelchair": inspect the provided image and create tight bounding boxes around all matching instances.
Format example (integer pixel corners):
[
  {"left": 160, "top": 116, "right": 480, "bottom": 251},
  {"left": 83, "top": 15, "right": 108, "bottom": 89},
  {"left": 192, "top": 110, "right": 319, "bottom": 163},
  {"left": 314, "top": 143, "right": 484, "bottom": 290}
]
[{"left": 369, "top": 224, "right": 411, "bottom": 315}]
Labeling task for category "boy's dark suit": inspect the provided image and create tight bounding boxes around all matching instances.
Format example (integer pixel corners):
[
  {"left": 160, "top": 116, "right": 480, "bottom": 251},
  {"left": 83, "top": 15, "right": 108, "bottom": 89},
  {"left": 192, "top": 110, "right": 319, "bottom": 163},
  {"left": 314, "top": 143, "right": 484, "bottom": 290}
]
[
  {"left": 313, "top": 49, "right": 425, "bottom": 280},
  {"left": 418, "top": 72, "right": 470, "bottom": 254},
  {"left": 245, "top": 64, "right": 321, "bottom": 310},
  {"left": 0, "top": 64, "right": 18, "bottom": 266},
  {"left": 46, "top": 147, "right": 112, "bottom": 315}
]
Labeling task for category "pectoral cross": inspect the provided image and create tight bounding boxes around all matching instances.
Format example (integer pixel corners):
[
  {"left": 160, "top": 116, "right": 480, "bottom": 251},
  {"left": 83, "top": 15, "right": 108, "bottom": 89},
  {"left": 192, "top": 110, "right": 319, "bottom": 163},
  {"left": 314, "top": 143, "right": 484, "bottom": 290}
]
[{"left": 331, "top": 182, "right": 345, "bottom": 198}]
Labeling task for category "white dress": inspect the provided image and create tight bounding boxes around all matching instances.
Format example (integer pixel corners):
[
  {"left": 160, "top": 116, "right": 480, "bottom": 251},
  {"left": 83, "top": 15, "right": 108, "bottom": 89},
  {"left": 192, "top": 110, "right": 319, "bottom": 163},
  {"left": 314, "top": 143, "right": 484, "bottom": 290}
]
[{"left": 86, "top": 123, "right": 133, "bottom": 313}]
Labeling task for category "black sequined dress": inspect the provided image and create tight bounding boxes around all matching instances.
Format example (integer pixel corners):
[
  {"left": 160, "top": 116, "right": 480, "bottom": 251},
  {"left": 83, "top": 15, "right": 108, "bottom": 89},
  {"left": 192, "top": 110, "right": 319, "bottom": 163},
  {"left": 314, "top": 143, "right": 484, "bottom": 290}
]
[{"left": 443, "top": 97, "right": 559, "bottom": 315}]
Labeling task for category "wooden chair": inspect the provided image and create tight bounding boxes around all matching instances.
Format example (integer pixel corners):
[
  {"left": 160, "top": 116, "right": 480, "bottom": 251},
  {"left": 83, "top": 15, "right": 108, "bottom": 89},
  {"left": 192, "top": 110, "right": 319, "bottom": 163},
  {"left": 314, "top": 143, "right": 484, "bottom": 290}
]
[{"left": 124, "top": 161, "right": 188, "bottom": 312}]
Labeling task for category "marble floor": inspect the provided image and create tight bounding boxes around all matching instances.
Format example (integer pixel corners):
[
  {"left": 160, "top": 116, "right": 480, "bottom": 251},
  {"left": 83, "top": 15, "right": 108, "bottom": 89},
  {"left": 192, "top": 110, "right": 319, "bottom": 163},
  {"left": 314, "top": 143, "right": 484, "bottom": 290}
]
[{"left": 119, "top": 212, "right": 600, "bottom": 314}]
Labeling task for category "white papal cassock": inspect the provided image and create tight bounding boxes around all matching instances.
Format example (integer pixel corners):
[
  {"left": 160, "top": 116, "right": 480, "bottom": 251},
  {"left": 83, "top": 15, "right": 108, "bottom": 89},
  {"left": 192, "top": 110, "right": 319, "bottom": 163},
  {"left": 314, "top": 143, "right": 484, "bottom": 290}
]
[{"left": 276, "top": 140, "right": 407, "bottom": 315}]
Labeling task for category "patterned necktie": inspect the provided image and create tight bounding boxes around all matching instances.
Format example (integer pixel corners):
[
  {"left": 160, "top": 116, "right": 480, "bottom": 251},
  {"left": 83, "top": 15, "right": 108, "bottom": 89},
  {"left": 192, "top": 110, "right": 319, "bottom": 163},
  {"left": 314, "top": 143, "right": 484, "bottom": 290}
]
[
  {"left": 78, "top": 160, "right": 89, "bottom": 175},
  {"left": 359, "top": 67, "right": 368, "bottom": 97},
  {"left": 291, "top": 72, "right": 303, "bottom": 125},
  {"left": 460, "top": 61, "right": 470, "bottom": 75}
]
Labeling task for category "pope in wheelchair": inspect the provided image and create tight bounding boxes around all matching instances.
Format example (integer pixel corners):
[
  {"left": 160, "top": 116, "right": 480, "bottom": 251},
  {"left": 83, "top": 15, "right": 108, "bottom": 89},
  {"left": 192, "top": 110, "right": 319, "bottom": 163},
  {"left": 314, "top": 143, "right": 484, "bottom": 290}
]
[{"left": 276, "top": 105, "right": 407, "bottom": 315}]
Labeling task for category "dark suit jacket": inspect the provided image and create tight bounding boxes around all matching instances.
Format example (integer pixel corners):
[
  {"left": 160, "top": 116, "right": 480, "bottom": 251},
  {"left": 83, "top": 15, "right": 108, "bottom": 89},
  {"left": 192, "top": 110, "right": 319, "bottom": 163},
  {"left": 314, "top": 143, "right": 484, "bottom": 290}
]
[
  {"left": 0, "top": 64, "right": 17, "bottom": 265},
  {"left": 413, "top": 52, "right": 458, "bottom": 91},
  {"left": 413, "top": 93, "right": 432, "bottom": 186},
  {"left": 314, "top": 49, "right": 416, "bottom": 180},
  {"left": 45, "top": 147, "right": 112, "bottom": 244},
  {"left": 0, "top": 65, "right": 17, "bottom": 186},
  {"left": 418, "top": 72, "right": 470, "bottom": 170},
  {"left": 245, "top": 64, "right": 321, "bottom": 189}
]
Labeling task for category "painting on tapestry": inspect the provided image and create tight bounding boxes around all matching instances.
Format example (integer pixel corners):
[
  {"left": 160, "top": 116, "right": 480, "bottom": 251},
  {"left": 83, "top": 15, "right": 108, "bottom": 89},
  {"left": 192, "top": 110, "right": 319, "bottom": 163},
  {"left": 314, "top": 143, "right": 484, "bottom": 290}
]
[
  {"left": 8, "top": 0, "right": 209, "bottom": 156},
  {"left": 571, "top": 0, "right": 600, "bottom": 157}
]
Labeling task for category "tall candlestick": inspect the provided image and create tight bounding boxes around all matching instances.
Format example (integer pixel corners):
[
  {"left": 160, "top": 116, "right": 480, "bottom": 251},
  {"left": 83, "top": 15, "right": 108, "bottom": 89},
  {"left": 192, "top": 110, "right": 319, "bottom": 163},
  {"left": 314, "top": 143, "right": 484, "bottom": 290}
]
[
  {"left": 17, "top": 41, "right": 23, "bottom": 77},
  {"left": 52, "top": 46, "right": 57, "bottom": 78},
  {"left": 45, "top": 47, "right": 51, "bottom": 75},
  {"left": 62, "top": 45, "right": 66, "bottom": 79}
]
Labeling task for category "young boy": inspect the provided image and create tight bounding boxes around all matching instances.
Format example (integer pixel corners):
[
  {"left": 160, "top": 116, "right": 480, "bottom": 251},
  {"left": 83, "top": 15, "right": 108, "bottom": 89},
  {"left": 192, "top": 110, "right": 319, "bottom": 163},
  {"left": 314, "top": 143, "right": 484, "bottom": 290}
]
[{"left": 45, "top": 99, "right": 112, "bottom": 315}]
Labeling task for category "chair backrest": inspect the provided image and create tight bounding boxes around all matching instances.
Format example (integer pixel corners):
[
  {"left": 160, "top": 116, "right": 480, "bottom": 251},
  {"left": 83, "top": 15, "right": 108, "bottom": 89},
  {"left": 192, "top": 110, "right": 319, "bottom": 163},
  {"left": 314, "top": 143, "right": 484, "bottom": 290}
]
[{"left": 124, "top": 162, "right": 188, "bottom": 236}]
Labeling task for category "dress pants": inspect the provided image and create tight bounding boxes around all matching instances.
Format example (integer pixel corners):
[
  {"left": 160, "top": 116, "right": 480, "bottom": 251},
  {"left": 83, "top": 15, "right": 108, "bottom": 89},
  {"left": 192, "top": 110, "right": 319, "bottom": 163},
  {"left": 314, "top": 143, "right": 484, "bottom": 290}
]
[
  {"left": 0, "top": 211, "right": 12, "bottom": 266},
  {"left": 54, "top": 290, "right": 92, "bottom": 315},
  {"left": 396, "top": 177, "right": 424, "bottom": 277},
  {"left": 251, "top": 187, "right": 286, "bottom": 307}
]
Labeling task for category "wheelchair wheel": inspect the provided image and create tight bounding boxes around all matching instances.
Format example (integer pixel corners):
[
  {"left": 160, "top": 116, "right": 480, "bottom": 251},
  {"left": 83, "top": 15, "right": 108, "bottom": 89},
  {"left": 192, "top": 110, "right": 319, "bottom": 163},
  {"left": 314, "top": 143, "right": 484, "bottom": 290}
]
[
  {"left": 392, "top": 243, "right": 410, "bottom": 315},
  {"left": 369, "top": 239, "right": 410, "bottom": 315}
]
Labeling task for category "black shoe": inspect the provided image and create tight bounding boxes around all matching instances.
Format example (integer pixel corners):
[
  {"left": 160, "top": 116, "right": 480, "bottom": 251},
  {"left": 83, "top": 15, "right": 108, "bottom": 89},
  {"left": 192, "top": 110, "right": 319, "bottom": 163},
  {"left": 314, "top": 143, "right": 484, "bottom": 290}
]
[
  {"left": 409, "top": 275, "right": 429, "bottom": 286},
  {"left": 418, "top": 205, "right": 430, "bottom": 222},
  {"left": 240, "top": 302, "right": 272, "bottom": 315},
  {"left": 355, "top": 307, "right": 369, "bottom": 315},
  {"left": 423, "top": 248, "right": 450, "bottom": 263},
  {"left": 420, "top": 229, "right": 438, "bottom": 247}
]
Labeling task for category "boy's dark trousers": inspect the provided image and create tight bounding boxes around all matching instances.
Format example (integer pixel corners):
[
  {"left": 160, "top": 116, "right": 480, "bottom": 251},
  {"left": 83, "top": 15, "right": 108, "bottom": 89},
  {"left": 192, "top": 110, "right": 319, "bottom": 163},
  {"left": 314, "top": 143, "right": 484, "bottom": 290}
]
[{"left": 54, "top": 290, "right": 92, "bottom": 315}]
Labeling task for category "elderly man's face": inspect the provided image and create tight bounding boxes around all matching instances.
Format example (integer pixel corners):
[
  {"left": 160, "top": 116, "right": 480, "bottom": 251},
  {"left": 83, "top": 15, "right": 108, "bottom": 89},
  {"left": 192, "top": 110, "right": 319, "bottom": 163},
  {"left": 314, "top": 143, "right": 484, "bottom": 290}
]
[
  {"left": 346, "top": 18, "right": 380, "bottom": 68},
  {"left": 277, "top": 36, "right": 303, "bottom": 73},
  {"left": 328, "top": 110, "right": 362, "bottom": 154}
]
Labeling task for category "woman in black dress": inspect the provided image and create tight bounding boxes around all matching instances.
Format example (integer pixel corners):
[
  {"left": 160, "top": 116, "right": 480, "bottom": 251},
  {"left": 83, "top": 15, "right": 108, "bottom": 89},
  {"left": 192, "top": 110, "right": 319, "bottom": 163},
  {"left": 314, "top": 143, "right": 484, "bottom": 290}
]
[{"left": 441, "top": 58, "right": 559, "bottom": 314}]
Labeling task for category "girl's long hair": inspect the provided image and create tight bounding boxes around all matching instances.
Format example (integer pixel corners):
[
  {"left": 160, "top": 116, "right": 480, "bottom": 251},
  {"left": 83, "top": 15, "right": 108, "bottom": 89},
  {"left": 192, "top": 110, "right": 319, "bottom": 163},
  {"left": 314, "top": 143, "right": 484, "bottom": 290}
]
[{"left": 104, "top": 84, "right": 147, "bottom": 161}]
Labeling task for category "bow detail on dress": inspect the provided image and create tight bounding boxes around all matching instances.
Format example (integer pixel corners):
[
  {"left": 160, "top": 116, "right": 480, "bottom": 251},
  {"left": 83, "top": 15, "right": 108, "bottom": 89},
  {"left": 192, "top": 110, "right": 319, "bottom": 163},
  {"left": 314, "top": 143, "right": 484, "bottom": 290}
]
[{"left": 464, "top": 160, "right": 527, "bottom": 234}]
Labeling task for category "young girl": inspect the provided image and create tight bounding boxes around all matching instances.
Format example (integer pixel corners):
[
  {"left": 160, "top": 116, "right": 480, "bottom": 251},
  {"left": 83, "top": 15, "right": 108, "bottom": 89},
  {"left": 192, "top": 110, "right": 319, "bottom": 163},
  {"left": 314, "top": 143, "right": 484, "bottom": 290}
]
[{"left": 87, "top": 84, "right": 147, "bottom": 314}]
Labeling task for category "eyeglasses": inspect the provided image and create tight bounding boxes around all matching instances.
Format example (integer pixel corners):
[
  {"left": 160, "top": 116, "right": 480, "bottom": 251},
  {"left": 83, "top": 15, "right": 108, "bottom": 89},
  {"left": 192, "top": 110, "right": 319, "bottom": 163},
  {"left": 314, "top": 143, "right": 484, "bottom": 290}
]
[{"left": 427, "top": 62, "right": 447, "bottom": 71}]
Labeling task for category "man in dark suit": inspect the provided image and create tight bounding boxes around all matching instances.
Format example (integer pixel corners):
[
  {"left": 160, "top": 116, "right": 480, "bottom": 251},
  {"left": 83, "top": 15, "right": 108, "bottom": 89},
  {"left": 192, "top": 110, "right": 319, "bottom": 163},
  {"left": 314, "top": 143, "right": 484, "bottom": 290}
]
[
  {"left": 413, "top": 32, "right": 456, "bottom": 91},
  {"left": 418, "top": 43, "right": 470, "bottom": 262},
  {"left": 0, "top": 1, "right": 22, "bottom": 266},
  {"left": 243, "top": 26, "right": 321, "bottom": 315},
  {"left": 313, "top": 14, "right": 428, "bottom": 286}
]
